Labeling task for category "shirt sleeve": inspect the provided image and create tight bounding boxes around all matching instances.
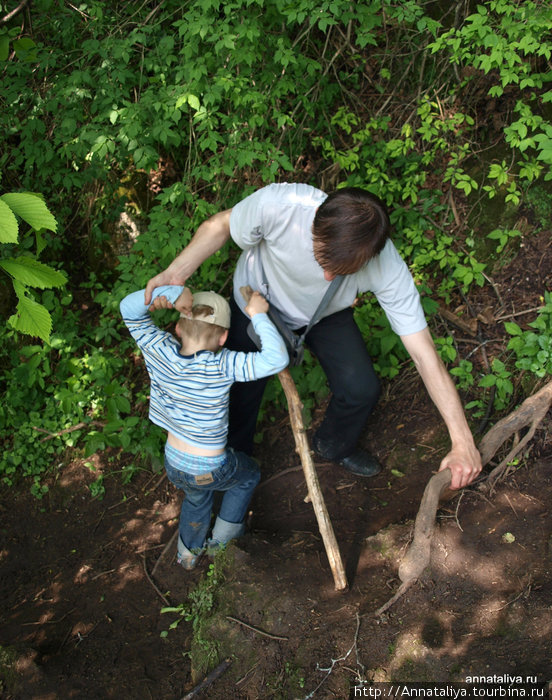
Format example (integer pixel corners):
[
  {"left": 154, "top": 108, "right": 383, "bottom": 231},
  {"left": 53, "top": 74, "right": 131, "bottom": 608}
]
[
  {"left": 221, "top": 313, "right": 289, "bottom": 381},
  {"left": 357, "top": 241, "right": 427, "bottom": 337},
  {"left": 229, "top": 185, "right": 273, "bottom": 250}
]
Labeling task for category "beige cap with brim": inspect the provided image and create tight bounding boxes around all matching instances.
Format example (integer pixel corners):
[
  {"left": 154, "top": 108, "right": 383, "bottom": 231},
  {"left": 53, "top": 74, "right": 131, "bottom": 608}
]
[{"left": 181, "top": 291, "right": 231, "bottom": 329}]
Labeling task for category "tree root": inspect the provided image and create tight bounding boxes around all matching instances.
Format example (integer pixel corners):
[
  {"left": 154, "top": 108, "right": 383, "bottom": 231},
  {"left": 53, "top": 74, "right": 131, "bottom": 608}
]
[
  {"left": 397, "top": 468, "right": 452, "bottom": 585},
  {"left": 373, "top": 379, "right": 552, "bottom": 616},
  {"left": 478, "top": 379, "right": 552, "bottom": 488}
]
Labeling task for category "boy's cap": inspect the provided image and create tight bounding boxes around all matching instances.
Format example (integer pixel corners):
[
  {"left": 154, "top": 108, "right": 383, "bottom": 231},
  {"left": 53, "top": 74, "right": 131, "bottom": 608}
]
[{"left": 187, "top": 291, "right": 231, "bottom": 329}]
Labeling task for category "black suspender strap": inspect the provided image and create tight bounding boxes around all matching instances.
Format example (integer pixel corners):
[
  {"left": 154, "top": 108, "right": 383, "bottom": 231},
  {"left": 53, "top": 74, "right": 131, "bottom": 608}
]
[{"left": 247, "top": 273, "right": 345, "bottom": 366}]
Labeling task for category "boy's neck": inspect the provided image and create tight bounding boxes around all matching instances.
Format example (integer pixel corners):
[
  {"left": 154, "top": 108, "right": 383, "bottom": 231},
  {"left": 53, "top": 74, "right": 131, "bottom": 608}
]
[{"left": 179, "top": 339, "right": 213, "bottom": 355}]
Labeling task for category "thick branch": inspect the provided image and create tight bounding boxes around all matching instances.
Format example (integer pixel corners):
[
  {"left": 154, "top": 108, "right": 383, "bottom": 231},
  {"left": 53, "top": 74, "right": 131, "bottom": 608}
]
[
  {"left": 278, "top": 368, "right": 348, "bottom": 591},
  {"left": 398, "top": 468, "right": 452, "bottom": 584},
  {"left": 240, "top": 285, "right": 348, "bottom": 591},
  {"left": 374, "top": 379, "right": 552, "bottom": 615},
  {"left": 478, "top": 380, "right": 552, "bottom": 468}
]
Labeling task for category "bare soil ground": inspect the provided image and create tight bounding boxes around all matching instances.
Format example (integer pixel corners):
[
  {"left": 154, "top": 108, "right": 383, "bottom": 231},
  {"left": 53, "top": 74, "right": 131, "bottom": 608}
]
[{"left": 1, "top": 230, "right": 552, "bottom": 699}]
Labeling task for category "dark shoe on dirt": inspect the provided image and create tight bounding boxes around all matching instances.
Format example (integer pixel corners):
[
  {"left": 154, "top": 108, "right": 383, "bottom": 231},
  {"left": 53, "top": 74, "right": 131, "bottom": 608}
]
[{"left": 338, "top": 449, "right": 382, "bottom": 478}]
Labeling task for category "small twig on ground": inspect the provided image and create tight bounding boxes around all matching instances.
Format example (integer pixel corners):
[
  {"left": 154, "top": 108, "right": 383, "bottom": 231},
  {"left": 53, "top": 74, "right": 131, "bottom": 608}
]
[
  {"left": 21, "top": 608, "right": 76, "bottom": 626},
  {"left": 1, "top": 0, "right": 30, "bottom": 24},
  {"left": 149, "top": 471, "right": 168, "bottom": 492},
  {"left": 494, "top": 306, "right": 544, "bottom": 322},
  {"left": 495, "top": 579, "right": 532, "bottom": 612},
  {"left": 151, "top": 529, "right": 179, "bottom": 577},
  {"left": 141, "top": 554, "right": 171, "bottom": 607},
  {"left": 258, "top": 462, "right": 334, "bottom": 489},
  {"left": 454, "top": 491, "right": 465, "bottom": 532},
  {"left": 448, "top": 190, "right": 461, "bottom": 227},
  {"left": 236, "top": 662, "right": 260, "bottom": 687},
  {"left": 372, "top": 581, "right": 415, "bottom": 617},
  {"left": 257, "top": 466, "right": 302, "bottom": 488},
  {"left": 226, "top": 615, "right": 288, "bottom": 641},
  {"left": 91, "top": 563, "right": 135, "bottom": 580},
  {"left": 180, "top": 658, "right": 232, "bottom": 700},
  {"left": 504, "top": 493, "right": 519, "bottom": 517},
  {"left": 141, "top": 468, "right": 166, "bottom": 491},
  {"left": 303, "top": 612, "right": 362, "bottom": 699},
  {"left": 33, "top": 420, "right": 105, "bottom": 441},
  {"left": 481, "top": 271, "right": 504, "bottom": 308}
]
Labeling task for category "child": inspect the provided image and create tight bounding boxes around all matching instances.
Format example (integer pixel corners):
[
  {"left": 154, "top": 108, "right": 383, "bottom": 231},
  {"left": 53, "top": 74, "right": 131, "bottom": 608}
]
[{"left": 120, "top": 284, "right": 288, "bottom": 569}]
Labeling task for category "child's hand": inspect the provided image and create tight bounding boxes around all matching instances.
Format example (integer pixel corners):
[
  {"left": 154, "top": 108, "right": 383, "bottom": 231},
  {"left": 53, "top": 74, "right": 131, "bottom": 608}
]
[
  {"left": 245, "top": 291, "right": 269, "bottom": 317},
  {"left": 148, "top": 295, "right": 173, "bottom": 312},
  {"left": 174, "top": 288, "right": 193, "bottom": 317}
]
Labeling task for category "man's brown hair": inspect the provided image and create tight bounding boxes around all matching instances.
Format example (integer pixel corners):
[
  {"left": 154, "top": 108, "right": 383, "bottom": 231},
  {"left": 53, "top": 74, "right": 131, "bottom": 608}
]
[
  {"left": 312, "top": 187, "right": 390, "bottom": 275},
  {"left": 177, "top": 304, "right": 227, "bottom": 352}
]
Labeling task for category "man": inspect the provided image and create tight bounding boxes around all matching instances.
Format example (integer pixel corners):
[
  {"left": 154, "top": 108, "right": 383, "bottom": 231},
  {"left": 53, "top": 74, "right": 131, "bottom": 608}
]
[{"left": 145, "top": 183, "right": 482, "bottom": 489}]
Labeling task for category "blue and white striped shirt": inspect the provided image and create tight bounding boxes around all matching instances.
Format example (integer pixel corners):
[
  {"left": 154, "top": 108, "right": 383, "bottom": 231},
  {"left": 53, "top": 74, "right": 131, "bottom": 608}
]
[{"left": 120, "top": 286, "right": 288, "bottom": 450}]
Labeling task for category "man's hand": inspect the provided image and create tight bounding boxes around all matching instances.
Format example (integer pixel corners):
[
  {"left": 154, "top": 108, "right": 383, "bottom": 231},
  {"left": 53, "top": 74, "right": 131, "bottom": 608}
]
[
  {"left": 439, "top": 443, "right": 482, "bottom": 490},
  {"left": 174, "top": 288, "right": 193, "bottom": 317},
  {"left": 245, "top": 291, "right": 269, "bottom": 317},
  {"left": 145, "top": 270, "right": 185, "bottom": 306}
]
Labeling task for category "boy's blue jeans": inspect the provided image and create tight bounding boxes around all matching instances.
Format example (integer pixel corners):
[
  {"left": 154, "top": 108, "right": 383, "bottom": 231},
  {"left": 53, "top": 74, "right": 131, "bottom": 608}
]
[{"left": 164, "top": 448, "right": 261, "bottom": 553}]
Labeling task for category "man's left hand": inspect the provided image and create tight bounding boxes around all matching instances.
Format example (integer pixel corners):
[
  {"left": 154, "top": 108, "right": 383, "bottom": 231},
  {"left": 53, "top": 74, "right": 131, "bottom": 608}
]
[{"left": 439, "top": 444, "right": 482, "bottom": 490}]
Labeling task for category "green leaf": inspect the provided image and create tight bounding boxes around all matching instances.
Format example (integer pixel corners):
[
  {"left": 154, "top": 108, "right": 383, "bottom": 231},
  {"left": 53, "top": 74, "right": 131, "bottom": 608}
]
[
  {"left": 0, "top": 199, "right": 19, "bottom": 243},
  {"left": 504, "top": 322, "right": 522, "bottom": 335},
  {"left": 0, "top": 34, "right": 9, "bottom": 61},
  {"left": 13, "top": 37, "right": 37, "bottom": 61},
  {"left": 0, "top": 257, "right": 67, "bottom": 288},
  {"left": 0, "top": 193, "right": 57, "bottom": 233},
  {"left": 8, "top": 286, "right": 52, "bottom": 342}
]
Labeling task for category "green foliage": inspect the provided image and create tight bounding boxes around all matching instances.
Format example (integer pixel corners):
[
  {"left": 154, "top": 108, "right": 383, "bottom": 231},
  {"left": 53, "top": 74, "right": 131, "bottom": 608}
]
[
  {"left": 161, "top": 553, "right": 229, "bottom": 677},
  {"left": 506, "top": 293, "right": 552, "bottom": 378},
  {"left": 450, "top": 359, "right": 475, "bottom": 391},
  {"left": 0, "top": 192, "right": 66, "bottom": 342},
  {"left": 478, "top": 358, "right": 514, "bottom": 412},
  {"left": 463, "top": 295, "right": 552, "bottom": 419},
  {"left": 429, "top": 0, "right": 552, "bottom": 181},
  {"left": 1, "top": 0, "right": 551, "bottom": 490},
  {"left": 486, "top": 227, "right": 522, "bottom": 254}
]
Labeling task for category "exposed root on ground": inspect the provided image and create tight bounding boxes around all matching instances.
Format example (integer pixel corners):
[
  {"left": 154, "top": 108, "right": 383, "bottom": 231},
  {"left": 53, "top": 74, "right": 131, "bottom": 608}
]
[
  {"left": 373, "top": 379, "right": 552, "bottom": 616},
  {"left": 478, "top": 379, "right": 552, "bottom": 489}
]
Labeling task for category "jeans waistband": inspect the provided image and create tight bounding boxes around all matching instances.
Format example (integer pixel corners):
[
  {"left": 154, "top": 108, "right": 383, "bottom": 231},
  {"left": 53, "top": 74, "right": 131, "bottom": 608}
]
[{"left": 164, "top": 442, "right": 227, "bottom": 474}]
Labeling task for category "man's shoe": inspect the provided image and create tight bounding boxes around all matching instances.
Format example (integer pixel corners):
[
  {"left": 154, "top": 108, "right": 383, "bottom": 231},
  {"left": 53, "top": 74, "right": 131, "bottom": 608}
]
[{"left": 339, "top": 449, "right": 382, "bottom": 477}]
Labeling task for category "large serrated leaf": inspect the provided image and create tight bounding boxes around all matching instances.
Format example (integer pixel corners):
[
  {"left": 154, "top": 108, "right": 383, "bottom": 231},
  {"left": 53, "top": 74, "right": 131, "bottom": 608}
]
[
  {"left": 0, "top": 192, "right": 57, "bottom": 233},
  {"left": 0, "top": 199, "right": 19, "bottom": 243},
  {"left": 0, "top": 256, "right": 67, "bottom": 288},
  {"left": 7, "top": 294, "right": 52, "bottom": 342}
]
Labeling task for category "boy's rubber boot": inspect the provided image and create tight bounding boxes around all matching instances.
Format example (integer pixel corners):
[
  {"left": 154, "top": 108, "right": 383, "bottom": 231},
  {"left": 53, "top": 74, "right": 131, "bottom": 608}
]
[
  {"left": 206, "top": 517, "right": 245, "bottom": 556},
  {"left": 176, "top": 536, "right": 204, "bottom": 570}
]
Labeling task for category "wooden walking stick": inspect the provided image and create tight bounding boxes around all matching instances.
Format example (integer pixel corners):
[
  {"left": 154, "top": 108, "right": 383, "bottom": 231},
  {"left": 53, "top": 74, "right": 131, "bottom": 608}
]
[{"left": 241, "top": 286, "right": 348, "bottom": 591}]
